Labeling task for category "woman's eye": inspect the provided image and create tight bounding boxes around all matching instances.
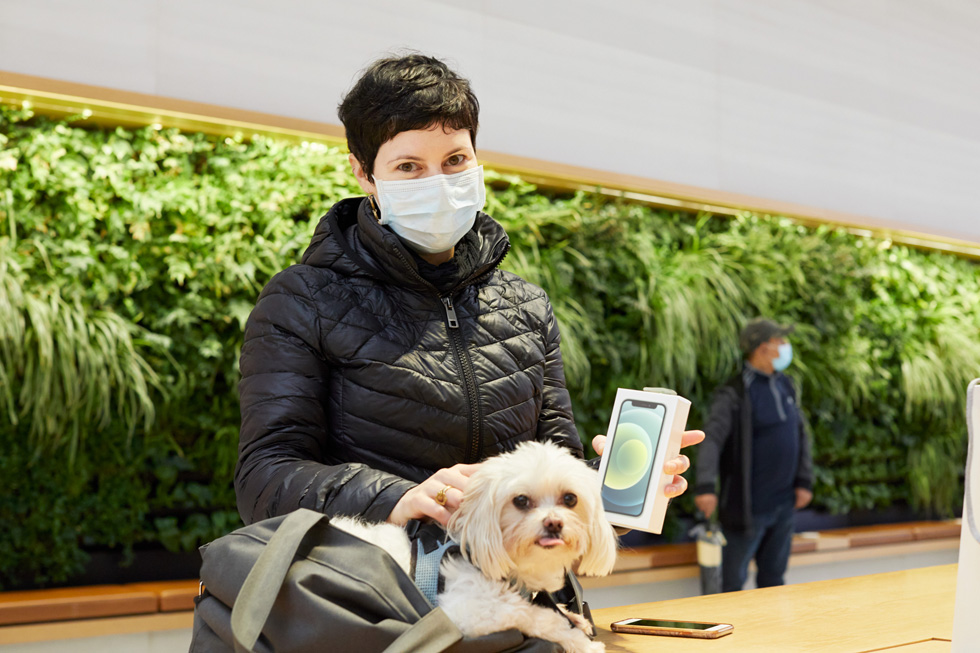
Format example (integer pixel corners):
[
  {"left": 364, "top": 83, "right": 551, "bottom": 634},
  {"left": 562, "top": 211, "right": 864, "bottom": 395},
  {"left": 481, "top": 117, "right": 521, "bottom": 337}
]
[
  {"left": 397, "top": 162, "right": 417, "bottom": 173},
  {"left": 563, "top": 493, "right": 578, "bottom": 508},
  {"left": 446, "top": 154, "right": 465, "bottom": 167},
  {"left": 513, "top": 495, "right": 530, "bottom": 510}
]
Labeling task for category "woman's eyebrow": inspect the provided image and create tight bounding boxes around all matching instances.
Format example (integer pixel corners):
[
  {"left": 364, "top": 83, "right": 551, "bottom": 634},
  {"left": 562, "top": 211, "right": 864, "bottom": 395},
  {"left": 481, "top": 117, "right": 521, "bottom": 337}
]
[
  {"left": 386, "top": 154, "right": 424, "bottom": 164},
  {"left": 385, "top": 147, "right": 467, "bottom": 165}
]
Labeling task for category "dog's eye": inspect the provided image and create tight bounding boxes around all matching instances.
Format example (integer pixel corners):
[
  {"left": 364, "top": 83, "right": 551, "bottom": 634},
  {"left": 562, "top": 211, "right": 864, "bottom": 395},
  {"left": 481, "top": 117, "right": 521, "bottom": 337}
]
[
  {"left": 512, "top": 495, "right": 530, "bottom": 510},
  {"left": 563, "top": 493, "right": 578, "bottom": 508}
]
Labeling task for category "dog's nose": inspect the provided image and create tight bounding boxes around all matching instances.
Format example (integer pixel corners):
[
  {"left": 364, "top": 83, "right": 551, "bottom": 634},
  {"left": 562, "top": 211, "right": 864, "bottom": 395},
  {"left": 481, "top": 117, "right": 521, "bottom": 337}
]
[{"left": 544, "top": 517, "right": 563, "bottom": 535}]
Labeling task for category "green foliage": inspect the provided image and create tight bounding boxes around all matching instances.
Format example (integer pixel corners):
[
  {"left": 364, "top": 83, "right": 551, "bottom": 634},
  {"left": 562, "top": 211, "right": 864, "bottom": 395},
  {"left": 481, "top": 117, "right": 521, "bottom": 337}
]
[
  {"left": 1, "top": 104, "right": 976, "bottom": 587},
  {"left": 493, "top": 194, "right": 975, "bottom": 518},
  {"left": 0, "top": 251, "right": 161, "bottom": 459},
  {"left": 0, "top": 105, "right": 347, "bottom": 586},
  {"left": 0, "top": 431, "right": 150, "bottom": 585}
]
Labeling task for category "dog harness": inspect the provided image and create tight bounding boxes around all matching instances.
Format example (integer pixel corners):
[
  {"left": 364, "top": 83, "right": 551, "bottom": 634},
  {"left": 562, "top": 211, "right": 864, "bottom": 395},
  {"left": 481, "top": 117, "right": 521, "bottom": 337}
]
[
  {"left": 403, "top": 520, "right": 594, "bottom": 634},
  {"left": 407, "top": 521, "right": 461, "bottom": 605},
  {"left": 411, "top": 535, "right": 459, "bottom": 604}
]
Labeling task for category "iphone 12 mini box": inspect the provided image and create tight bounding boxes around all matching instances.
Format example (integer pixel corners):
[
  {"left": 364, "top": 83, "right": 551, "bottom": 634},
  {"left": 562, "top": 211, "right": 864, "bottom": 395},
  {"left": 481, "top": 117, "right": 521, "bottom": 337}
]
[{"left": 596, "top": 388, "right": 691, "bottom": 533}]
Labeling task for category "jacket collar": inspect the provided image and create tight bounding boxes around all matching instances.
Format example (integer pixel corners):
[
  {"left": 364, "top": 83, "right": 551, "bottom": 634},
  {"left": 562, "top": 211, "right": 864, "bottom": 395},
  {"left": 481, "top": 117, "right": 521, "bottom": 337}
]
[
  {"left": 743, "top": 361, "right": 778, "bottom": 385},
  {"left": 302, "top": 197, "right": 510, "bottom": 294}
]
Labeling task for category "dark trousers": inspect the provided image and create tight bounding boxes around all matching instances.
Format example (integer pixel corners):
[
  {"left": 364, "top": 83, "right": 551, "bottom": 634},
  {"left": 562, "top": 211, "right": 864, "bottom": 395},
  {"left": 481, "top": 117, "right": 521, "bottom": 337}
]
[{"left": 721, "top": 499, "right": 795, "bottom": 592}]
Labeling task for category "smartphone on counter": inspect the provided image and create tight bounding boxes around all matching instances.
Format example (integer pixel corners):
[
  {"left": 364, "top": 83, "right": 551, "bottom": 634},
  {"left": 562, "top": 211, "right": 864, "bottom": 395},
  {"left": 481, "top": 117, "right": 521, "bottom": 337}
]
[{"left": 610, "top": 618, "right": 734, "bottom": 639}]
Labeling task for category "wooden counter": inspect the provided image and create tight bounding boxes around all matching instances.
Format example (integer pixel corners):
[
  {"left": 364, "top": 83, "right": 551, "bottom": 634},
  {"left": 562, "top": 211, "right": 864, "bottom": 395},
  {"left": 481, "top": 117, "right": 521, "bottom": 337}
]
[{"left": 592, "top": 564, "right": 956, "bottom": 652}]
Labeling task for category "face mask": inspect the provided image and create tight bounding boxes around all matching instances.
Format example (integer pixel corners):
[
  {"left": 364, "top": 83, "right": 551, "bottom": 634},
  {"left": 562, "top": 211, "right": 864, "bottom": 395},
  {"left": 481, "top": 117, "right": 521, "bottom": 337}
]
[
  {"left": 374, "top": 166, "right": 486, "bottom": 254},
  {"left": 772, "top": 343, "right": 793, "bottom": 371}
]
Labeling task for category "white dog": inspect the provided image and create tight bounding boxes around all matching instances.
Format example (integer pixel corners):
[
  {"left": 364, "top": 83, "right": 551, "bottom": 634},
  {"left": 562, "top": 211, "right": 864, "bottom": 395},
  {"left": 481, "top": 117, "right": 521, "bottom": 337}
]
[{"left": 334, "top": 441, "right": 618, "bottom": 653}]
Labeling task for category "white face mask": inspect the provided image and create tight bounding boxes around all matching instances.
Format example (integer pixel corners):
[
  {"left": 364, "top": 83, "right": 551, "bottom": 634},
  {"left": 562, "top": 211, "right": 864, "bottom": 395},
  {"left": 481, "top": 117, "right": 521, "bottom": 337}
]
[{"left": 374, "top": 166, "right": 486, "bottom": 254}]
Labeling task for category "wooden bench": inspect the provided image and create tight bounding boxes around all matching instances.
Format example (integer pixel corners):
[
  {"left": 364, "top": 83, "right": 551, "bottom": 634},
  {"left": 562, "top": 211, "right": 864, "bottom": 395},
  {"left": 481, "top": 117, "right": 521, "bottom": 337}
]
[
  {"left": 612, "top": 532, "right": 818, "bottom": 574},
  {"left": 0, "top": 580, "right": 199, "bottom": 627},
  {"left": 0, "top": 585, "right": 159, "bottom": 626},
  {"left": 795, "top": 520, "right": 962, "bottom": 551},
  {"left": 126, "top": 580, "right": 200, "bottom": 613}
]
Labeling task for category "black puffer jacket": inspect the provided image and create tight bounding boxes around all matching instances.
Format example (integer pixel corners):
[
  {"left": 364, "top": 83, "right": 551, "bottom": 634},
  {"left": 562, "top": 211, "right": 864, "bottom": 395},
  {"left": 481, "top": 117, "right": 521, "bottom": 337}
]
[{"left": 235, "top": 197, "right": 582, "bottom": 525}]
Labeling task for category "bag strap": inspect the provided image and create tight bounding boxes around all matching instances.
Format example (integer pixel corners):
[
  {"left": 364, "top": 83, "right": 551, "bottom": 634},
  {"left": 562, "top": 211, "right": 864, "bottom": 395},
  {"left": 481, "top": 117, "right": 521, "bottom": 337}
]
[
  {"left": 380, "top": 606, "right": 463, "bottom": 653},
  {"left": 230, "top": 509, "right": 326, "bottom": 653}
]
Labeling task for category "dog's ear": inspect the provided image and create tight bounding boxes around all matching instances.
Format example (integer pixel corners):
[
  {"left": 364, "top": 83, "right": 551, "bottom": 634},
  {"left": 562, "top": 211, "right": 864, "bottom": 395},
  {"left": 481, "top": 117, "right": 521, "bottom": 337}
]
[
  {"left": 447, "top": 472, "right": 514, "bottom": 581},
  {"left": 576, "top": 478, "right": 619, "bottom": 577}
]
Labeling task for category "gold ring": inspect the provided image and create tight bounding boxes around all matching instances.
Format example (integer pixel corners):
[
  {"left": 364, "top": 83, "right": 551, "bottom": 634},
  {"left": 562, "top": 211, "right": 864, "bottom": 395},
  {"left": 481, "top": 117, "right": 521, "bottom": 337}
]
[{"left": 435, "top": 485, "right": 453, "bottom": 506}]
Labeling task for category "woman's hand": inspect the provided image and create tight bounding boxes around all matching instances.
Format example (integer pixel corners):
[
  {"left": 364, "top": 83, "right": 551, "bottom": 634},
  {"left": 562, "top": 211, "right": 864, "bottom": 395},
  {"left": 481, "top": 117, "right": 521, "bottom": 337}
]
[
  {"left": 592, "top": 430, "right": 705, "bottom": 499},
  {"left": 387, "top": 463, "right": 481, "bottom": 526}
]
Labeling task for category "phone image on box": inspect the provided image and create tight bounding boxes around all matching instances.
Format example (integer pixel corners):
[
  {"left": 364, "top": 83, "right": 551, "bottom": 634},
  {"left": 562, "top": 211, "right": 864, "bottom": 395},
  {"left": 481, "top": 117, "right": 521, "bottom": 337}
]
[
  {"left": 600, "top": 399, "right": 666, "bottom": 516},
  {"left": 610, "top": 618, "right": 734, "bottom": 639}
]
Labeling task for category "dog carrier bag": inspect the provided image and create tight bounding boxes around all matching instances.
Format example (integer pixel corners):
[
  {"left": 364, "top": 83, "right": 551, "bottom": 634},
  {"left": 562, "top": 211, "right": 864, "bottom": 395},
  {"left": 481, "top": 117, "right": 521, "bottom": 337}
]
[{"left": 189, "top": 508, "right": 576, "bottom": 653}]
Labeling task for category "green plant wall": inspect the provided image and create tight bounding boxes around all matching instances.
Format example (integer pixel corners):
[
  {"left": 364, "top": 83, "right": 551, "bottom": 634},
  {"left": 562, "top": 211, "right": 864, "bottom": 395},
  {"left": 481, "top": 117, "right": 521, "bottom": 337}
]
[{"left": 1, "top": 105, "right": 976, "bottom": 587}]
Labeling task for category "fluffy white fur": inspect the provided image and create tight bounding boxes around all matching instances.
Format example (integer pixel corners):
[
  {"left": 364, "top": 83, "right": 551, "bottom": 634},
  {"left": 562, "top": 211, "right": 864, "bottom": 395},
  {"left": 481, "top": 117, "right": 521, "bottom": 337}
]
[{"left": 334, "top": 441, "right": 618, "bottom": 653}]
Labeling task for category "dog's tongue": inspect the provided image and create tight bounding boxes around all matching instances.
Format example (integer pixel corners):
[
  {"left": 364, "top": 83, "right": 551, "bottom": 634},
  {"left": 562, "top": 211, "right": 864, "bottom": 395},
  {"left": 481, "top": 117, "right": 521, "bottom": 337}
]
[{"left": 538, "top": 537, "right": 565, "bottom": 547}]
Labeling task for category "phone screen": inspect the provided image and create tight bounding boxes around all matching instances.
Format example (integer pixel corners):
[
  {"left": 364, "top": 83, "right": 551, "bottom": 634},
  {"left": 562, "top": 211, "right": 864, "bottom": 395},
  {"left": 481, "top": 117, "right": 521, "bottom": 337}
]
[
  {"left": 601, "top": 399, "right": 666, "bottom": 516},
  {"left": 626, "top": 619, "right": 718, "bottom": 630}
]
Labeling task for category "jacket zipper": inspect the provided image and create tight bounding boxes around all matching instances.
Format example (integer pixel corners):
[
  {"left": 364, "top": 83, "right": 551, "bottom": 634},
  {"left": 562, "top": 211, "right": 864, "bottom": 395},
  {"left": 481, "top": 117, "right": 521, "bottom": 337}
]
[
  {"left": 452, "top": 240, "right": 509, "bottom": 462},
  {"left": 386, "top": 245, "right": 486, "bottom": 464},
  {"left": 442, "top": 296, "right": 483, "bottom": 463},
  {"left": 441, "top": 296, "right": 460, "bottom": 329},
  {"left": 434, "top": 244, "right": 510, "bottom": 464}
]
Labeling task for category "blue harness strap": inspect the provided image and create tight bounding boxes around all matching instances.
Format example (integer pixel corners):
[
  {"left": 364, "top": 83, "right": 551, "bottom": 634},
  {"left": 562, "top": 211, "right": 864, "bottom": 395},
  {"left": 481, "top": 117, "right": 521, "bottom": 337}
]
[
  {"left": 412, "top": 536, "right": 457, "bottom": 605},
  {"left": 406, "top": 520, "right": 461, "bottom": 605}
]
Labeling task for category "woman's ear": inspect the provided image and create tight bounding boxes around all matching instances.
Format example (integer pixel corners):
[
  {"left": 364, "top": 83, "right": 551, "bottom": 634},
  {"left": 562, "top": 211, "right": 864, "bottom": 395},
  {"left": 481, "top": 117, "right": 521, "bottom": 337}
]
[{"left": 349, "top": 153, "right": 377, "bottom": 196}]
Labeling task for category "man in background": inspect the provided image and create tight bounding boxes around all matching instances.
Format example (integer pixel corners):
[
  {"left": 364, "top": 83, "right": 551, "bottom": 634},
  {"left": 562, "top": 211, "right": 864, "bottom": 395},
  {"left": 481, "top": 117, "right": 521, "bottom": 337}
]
[{"left": 694, "top": 317, "right": 814, "bottom": 592}]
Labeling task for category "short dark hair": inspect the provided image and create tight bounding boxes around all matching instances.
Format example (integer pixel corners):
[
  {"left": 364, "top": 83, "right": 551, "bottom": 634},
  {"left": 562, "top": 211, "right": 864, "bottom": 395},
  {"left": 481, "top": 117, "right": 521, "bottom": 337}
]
[{"left": 338, "top": 53, "right": 480, "bottom": 181}]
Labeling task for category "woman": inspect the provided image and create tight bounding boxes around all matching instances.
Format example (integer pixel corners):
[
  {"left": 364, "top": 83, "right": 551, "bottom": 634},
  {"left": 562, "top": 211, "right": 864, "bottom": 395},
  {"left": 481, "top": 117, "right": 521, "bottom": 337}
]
[{"left": 235, "top": 53, "right": 703, "bottom": 529}]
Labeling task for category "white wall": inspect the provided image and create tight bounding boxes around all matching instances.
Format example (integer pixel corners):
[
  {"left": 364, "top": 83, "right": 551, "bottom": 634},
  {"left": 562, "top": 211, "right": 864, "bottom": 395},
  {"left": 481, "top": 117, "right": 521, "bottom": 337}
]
[{"left": 2, "top": 0, "right": 979, "bottom": 243}]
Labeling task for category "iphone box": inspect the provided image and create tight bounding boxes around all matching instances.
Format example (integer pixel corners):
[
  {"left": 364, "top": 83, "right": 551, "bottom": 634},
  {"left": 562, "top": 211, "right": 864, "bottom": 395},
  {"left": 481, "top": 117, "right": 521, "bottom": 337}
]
[{"left": 596, "top": 388, "right": 691, "bottom": 533}]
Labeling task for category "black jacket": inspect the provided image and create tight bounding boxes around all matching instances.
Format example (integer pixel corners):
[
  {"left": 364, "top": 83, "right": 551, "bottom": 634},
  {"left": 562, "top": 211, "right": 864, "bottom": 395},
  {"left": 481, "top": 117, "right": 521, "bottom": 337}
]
[
  {"left": 235, "top": 197, "right": 582, "bottom": 525},
  {"left": 694, "top": 370, "right": 814, "bottom": 532}
]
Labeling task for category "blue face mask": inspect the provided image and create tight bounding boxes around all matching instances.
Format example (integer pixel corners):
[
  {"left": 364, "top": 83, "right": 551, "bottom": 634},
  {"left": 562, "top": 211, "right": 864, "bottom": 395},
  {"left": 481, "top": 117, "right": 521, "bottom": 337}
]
[{"left": 773, "top": 343, "right": 793, "bottom": 371}]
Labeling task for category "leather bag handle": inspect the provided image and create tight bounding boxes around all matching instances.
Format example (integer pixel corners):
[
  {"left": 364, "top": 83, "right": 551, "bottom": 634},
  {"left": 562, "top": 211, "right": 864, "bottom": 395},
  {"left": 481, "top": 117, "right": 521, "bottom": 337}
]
[
  {"left": 230, "top": 508, "right": 325, "bottom": 653},
  {"left": 380, "top": 607, "right": 463, "bottom": 653}
]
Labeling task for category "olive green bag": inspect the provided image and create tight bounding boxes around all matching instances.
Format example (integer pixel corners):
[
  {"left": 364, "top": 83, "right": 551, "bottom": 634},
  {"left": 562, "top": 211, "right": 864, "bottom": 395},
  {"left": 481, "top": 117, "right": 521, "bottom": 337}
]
[{"left": 189, "top": 508, "right": 567, "bottom": 653}]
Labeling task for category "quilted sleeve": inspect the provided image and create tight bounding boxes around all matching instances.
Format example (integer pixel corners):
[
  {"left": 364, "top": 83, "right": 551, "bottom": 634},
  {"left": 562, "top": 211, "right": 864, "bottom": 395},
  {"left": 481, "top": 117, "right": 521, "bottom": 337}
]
[
  {"left": 535, "top": 299, "right": 585, "bottom": 458},
  {"left": 234, "top": 267, "right": 415, "bottom": 525}
]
